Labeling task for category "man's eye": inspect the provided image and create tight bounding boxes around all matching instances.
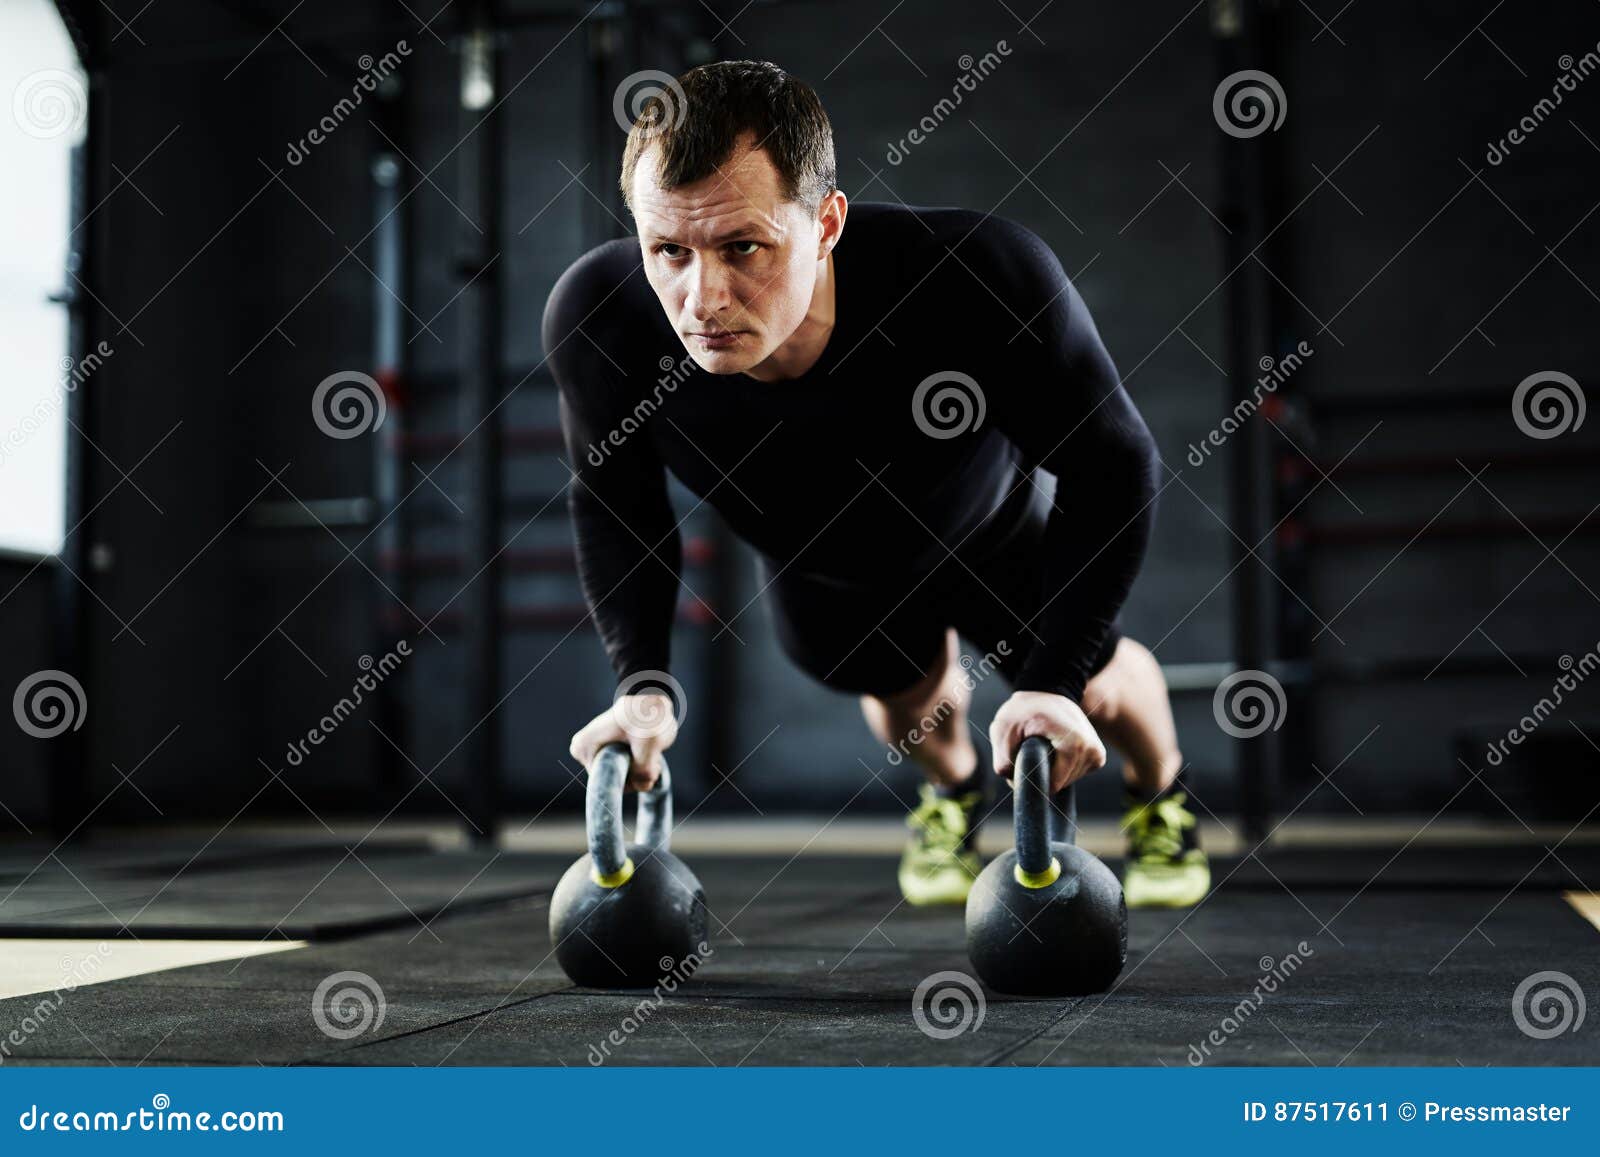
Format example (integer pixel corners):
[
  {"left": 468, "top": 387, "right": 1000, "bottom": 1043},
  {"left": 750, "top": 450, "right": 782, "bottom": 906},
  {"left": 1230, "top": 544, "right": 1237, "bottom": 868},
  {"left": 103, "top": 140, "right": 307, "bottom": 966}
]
[
  {"left": 730, "top": 241, "right": 761, "bottom": 256},
  {"left": 658, "top": 243, "right": 686, "bottom": 258}
]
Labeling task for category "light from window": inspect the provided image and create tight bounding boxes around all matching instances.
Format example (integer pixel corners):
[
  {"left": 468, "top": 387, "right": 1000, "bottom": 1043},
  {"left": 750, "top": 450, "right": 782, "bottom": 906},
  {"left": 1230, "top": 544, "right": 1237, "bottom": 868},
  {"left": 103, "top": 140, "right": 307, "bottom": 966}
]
[{"left": 0, "top": 0, "right": 86, "bottom": 556}]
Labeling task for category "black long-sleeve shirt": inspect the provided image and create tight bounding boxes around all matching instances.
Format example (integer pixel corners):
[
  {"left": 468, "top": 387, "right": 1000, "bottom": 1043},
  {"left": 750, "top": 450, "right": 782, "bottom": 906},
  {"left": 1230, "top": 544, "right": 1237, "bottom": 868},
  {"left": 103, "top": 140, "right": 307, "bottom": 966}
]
[{"left": 542, "top": 202, "right": 1158, "bottom": 704}]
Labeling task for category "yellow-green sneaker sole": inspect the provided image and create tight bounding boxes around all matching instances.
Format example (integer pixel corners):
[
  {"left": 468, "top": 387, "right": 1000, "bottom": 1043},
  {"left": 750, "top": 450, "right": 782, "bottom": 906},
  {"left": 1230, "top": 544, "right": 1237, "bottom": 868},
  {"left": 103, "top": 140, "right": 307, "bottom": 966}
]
[
  {"left": 1124, "top": 850, "right": 1210, "bottom": 909},
  {"left": 898, "top": 851, "right": 984, "bottom": 907}
]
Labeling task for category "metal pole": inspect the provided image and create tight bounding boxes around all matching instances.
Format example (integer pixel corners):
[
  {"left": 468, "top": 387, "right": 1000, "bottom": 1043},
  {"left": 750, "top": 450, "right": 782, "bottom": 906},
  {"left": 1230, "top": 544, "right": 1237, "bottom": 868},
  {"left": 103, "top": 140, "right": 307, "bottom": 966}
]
[
  {"left": 1256, "top": 0, "right": 1315, "bottom": 799},
  {"left": 457, "top": 0, "right": 504, "bottom": 845},
  {"left": 587, "top": 12, "right": 625, "bottom": 243},
  {"left": 1212, "top": 0, "right": 1278, "bottom": 842},
  {"left": 370, "top": 66, "right": 411, "bottom": 796}
]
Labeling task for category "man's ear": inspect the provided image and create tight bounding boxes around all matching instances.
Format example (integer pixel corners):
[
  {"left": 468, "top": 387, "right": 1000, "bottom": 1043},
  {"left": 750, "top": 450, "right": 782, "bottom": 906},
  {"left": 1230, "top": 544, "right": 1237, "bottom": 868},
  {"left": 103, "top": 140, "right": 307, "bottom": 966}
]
[{"left": 818, "top": 189, "right": 848, "bottom": 258}]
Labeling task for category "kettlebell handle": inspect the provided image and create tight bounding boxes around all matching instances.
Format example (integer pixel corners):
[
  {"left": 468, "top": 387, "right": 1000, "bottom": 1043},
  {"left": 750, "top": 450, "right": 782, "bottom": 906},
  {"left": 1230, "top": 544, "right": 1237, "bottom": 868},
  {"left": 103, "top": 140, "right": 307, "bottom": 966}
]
[
  {"left": 586, "top": 742, "right": 674, "bottom": 885},
  {"left": 1013, "top": 736, "right": 1078, "bottom": 884}
]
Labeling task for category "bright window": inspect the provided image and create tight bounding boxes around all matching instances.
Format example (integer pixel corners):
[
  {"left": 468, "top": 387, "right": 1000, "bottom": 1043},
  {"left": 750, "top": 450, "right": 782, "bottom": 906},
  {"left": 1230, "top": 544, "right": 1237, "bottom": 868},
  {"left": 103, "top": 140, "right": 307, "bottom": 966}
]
[{"left": 0, "top": 0, "right": 85, "bottom": 556}]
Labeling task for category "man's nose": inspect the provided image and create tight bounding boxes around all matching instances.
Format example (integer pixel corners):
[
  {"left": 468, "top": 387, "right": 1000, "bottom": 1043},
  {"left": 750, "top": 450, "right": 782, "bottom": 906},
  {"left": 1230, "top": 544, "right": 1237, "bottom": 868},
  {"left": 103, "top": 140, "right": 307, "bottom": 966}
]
[{"left": 686, "top": 256, "right": 735, "bottom": 316}]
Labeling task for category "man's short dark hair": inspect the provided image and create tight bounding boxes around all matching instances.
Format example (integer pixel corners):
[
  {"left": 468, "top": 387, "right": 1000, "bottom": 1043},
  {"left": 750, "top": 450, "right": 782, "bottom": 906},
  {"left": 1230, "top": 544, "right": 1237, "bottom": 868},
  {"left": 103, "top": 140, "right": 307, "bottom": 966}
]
[{"left": 619, "top": 60, "right": 836, "bottom": 215}]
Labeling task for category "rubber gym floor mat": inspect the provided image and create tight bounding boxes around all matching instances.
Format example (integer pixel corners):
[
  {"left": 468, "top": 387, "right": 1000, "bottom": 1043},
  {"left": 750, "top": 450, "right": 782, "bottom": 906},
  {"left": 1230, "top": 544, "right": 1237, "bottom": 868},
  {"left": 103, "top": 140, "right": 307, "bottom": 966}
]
[
  {"left": 1, "top": 853, "right": 1593, "bottom": 1066},
  {"left": 0, "top": 847, "right": 554, "bottom": 938},
  {"left": 0, "top": 900, "right": 572, "bottom": 1065},
  {"left": 323, "top": 890, "right": 1596, "bottom": 1065},
  {"left": 1202, "top": 843, "right": 1600, "bottom": 891},
  {"left": 1010, "top": 890, "right": 1599, "bottom": 1066},
  {"left": 0, "top": 836, "right": 397, "bottom": 884}
]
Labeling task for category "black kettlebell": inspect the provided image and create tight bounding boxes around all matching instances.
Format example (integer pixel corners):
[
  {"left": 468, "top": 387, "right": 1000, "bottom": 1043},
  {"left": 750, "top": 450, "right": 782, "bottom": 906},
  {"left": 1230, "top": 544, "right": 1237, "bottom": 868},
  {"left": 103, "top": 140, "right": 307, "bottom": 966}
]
[
  {"left": 548, "top": 743, "right": 708, "bottom": 987},
  {"left": 965, "top": 736, "right": 1126, "bottom": 995}
]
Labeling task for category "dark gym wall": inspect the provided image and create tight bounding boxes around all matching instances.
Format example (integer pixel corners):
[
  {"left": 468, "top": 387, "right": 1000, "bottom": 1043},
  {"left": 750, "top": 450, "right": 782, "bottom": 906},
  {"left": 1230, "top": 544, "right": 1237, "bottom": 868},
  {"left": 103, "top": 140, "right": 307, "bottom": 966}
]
[
  {"left": 2, "top": 0, "right": 1597, "bottom": 832},
  {"left": 717, "top": 4, "right": 1231, "bottom": 816},
  {"left": 4, "top": 0, "right": 719, "bottom": 830},
  {"left": 0, "top": 558, "right": 53, "bottom": 827},
  {"left": 1280, "top": 2, "right": 1599, "bottom": 810}
]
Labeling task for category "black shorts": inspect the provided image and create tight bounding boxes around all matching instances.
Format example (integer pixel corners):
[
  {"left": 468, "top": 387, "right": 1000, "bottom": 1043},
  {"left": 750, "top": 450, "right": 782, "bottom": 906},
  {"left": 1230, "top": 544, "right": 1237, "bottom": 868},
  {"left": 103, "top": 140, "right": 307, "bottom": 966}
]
[{"left": 760, "top": 477, "right": 1122, "bottom": 698}]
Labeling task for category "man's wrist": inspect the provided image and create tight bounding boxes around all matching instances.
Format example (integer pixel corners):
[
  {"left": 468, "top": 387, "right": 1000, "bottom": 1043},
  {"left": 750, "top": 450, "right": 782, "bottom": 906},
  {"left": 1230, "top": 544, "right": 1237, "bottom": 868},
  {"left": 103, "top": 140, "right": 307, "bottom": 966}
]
[
  {"left": 617, "top": 678, "right": 675, "bottom": 698},
  {"left": 615, "top": 666, "right": 678, "bottom": 700},
  {"left": 1011, "top": 680, "right": 1084, "bottom": 707}
]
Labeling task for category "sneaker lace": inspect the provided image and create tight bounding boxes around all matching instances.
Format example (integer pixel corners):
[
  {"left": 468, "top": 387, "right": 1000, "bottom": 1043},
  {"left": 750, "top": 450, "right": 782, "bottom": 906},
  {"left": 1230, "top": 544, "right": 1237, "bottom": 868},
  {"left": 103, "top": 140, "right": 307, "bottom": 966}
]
[
  {"left": 907, "top": 792, "right": 970, "bottom": 855},
  {"left": 1124, "top": 793, "right": 1195, "bottom": 863}
]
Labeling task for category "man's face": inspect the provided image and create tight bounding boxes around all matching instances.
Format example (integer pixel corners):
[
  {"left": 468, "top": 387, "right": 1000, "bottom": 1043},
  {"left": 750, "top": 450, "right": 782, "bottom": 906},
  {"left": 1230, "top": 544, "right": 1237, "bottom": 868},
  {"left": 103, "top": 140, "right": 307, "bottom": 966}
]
[{"left": 631, "top": 135, "right": 826, "bottom": 375}]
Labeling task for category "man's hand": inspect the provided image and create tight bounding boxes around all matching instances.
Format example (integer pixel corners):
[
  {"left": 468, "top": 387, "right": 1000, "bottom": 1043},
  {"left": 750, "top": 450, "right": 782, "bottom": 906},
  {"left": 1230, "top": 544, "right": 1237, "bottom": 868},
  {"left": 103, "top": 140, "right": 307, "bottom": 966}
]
[
  {"left": 988, "top": 690, "right": 1106, "bottom": 793},
  {"left": 568, "top": 693, "right": 679, "bottom": 791}
]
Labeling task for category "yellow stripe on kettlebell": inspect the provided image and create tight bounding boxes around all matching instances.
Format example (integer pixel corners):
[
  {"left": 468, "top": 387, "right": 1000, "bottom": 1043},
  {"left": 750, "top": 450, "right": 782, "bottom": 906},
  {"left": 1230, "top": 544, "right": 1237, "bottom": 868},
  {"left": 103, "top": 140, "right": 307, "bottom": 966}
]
[
  {"left": 1014, "top": 858, "right": 1062, "bottom": 889},
  {"left": 591, "top": 857, "right": 636, "bottom": 889}
]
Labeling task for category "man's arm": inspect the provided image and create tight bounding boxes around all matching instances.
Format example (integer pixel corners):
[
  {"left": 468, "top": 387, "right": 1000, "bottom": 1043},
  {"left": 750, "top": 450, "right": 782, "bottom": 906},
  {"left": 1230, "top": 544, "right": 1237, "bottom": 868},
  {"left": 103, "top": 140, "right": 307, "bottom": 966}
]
[
  {"left": 543, "top": 260, "right": 682, "bottom": 689},
  {"left": 985, "top": 221, "right": 1160, "bottom": 705}
]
